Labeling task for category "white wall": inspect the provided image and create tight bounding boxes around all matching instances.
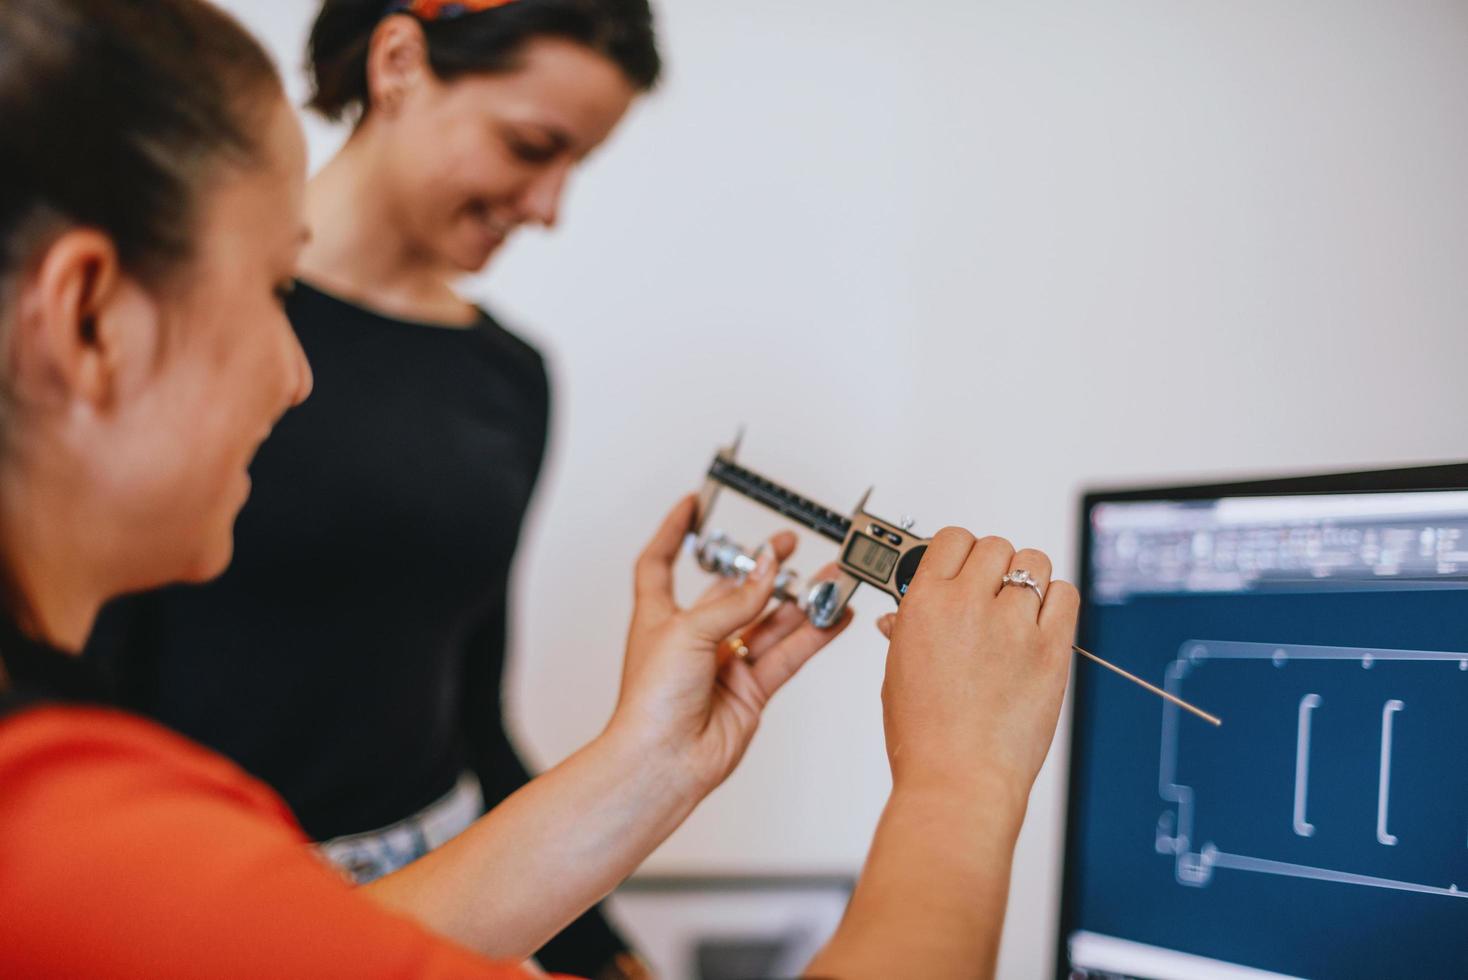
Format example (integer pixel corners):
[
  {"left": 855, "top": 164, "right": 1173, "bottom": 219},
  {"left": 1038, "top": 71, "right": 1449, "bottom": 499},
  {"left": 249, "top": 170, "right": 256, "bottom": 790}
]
[{"left": 222, "top": 2, "right": 1468, "bottom": 976}]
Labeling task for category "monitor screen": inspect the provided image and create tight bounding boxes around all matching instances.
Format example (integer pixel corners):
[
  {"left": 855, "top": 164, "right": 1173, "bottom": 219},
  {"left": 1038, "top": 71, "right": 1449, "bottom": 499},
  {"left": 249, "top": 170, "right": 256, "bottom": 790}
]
[{"left": 1058, "top": 467, "right": 1468, "bottom": 980}]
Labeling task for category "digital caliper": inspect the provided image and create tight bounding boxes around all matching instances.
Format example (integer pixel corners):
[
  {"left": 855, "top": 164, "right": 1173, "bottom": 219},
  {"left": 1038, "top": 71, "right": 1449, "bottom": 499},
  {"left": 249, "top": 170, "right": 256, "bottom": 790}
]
[{"left": 688, "top": 432, "right": 1221, "bottom": 726}]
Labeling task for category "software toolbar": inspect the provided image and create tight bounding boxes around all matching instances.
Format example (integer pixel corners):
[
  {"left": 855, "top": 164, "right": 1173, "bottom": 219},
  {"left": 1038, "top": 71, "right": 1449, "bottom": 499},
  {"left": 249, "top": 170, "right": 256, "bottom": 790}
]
[{"left": 1091, "top": 492, "right": 1468, "bottom": 603}]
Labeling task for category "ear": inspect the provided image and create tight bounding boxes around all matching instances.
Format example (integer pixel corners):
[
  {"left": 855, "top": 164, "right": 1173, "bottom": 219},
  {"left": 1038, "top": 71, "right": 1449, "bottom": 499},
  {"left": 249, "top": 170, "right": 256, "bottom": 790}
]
[
  {"left": 10, "top": 228, "right": 155, "bottom": 415},
  {"left": 367, "top": 15, "right": 433, "bottom": 117}
]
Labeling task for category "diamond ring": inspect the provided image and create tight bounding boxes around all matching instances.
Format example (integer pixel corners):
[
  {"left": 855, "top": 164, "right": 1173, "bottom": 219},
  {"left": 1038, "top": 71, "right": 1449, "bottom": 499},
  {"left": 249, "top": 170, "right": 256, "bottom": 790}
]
[{"left": 1001, "top": 568, "right": 1044, "bottom": 603}]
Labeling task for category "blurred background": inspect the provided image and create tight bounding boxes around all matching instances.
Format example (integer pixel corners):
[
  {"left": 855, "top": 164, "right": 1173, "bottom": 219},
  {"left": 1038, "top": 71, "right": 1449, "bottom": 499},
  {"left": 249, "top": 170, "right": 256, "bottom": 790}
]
[{"left": 220, "top": 1, "right": 1468, "bottom": 975}]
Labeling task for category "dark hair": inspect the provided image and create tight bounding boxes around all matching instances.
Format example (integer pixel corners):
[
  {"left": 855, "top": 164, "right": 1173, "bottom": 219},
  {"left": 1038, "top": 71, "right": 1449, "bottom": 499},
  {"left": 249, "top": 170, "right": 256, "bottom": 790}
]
[
  {"left": 0, "top": 0, "right": 283, "bottom": 288},
  {"left": 307, "top": 0, "right": 661, "bottom": 124},
  {"left": 0, "top": 0, "right": 282, "bottom": 629}
]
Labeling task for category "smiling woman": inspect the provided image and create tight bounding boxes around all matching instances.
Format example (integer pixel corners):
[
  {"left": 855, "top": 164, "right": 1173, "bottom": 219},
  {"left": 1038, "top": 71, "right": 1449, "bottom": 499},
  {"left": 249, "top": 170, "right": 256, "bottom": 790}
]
[
  {"left": 86, "top": 1, "right": 662, "bottom": 976},
  {"left": 304, "top": 0, "right": 657, "bottom": 304}
]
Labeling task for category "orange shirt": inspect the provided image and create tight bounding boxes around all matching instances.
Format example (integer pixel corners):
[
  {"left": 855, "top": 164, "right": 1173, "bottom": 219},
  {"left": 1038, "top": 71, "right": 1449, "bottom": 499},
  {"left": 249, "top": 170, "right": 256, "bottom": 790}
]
[{"left": 0, "top": 704, "right": 560, "bottom": 979}]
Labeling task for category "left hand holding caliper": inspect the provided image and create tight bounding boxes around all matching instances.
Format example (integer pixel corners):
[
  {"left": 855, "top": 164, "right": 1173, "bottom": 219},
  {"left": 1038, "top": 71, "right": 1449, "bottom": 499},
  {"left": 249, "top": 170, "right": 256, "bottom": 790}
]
[
  {"left": 362, "top": 494, "right": 847, "bottom": 960},
  {"left": 611, "top": 493, "right": 853, "bottom": 792}
]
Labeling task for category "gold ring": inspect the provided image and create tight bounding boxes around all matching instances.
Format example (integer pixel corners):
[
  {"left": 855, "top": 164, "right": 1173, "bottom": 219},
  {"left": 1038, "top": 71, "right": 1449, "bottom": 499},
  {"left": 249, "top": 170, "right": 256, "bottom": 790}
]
[{"left": 726, "top": 635, "right": 751, "bottom": 658}]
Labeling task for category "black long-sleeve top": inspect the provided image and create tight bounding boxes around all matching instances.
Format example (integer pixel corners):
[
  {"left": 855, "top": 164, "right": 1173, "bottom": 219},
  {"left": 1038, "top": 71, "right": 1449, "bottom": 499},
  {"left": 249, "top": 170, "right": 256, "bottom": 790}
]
[{"left": 86, "top": 280, "right": 629, "bottom": 975}]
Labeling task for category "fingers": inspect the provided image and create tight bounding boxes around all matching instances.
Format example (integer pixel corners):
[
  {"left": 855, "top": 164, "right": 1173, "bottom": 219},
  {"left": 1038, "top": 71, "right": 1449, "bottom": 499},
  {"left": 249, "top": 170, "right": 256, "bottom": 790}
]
[
  {"left": 715, "top": 549, "right": 831, "bottom": 670},
  {"left": 696, "top": 531, "right": 796, "bottom": 606},
  {"left": 716, "top": 601, "right": 807, "bottom": 670},
  {"left": 874, "top": 612, "right": 896, "bottom": 640},
  {"left": 719, "top": 553, "right": 838, "bottom": 663},
  {"left": 738, "top": 600, "right": 809, "bottom": 655},
  {"left": 908, "top": 526, "right": 977, "bottom": 586},
  {"left": 764, "top": 530, "right": 799, "bottom": 565},
  {"left": 748, "top": 606, "right": 854, "bottom": 699},
  {"left": 683, "top": 538, "right": 788, "bottom": 641},
  {"left": 992, "top": 547, "right": 1052, "bottom": 618},
  {"left": 1004, "top": 548, "right": 1052, "bottom": 593},
  {"left": 1039, "top": 579, "right": 1080, "bottom": 651},
  {"left": 958, "top": 535, "right": 1015, "bottom": 589},
  {"left": 634, "top": 495, "right": 698, "bottom": 615},
  {"left": 697, "top": 578, "right": 739, "bottom": 606}
]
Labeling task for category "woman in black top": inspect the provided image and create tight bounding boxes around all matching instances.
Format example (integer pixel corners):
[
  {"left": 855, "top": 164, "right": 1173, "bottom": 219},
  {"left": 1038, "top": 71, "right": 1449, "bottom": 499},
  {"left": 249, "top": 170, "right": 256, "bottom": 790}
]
[{"left": 88, "top": 1, "right": 660, "bottom": 974}]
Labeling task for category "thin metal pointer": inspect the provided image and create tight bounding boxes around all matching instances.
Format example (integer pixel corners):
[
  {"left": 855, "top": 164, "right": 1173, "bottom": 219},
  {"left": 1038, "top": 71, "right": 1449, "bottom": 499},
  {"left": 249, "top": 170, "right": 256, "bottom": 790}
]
[{"left": 1072, "top": 645, "right": 1222, "bottom": 726}]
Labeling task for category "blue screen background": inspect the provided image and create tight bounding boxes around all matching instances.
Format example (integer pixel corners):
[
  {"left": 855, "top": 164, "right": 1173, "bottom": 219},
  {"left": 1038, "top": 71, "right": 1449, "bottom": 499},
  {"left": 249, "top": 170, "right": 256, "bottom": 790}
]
[{"left": 1066, "top": 586, "right": 1468, "bottom": 978}]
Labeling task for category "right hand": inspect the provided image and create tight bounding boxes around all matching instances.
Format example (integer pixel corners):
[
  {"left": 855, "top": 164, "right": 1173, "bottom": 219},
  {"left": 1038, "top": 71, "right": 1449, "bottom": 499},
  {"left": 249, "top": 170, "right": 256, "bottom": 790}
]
[{"left": 875, "top": 529, "right": 1079, "bottom": 808}]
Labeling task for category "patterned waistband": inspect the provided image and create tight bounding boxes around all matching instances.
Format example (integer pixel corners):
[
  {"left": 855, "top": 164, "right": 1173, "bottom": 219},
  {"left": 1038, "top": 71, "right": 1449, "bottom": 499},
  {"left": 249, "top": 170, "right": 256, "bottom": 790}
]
[{"left": 317, "top": 772, "right": 483, "bottom": 884}]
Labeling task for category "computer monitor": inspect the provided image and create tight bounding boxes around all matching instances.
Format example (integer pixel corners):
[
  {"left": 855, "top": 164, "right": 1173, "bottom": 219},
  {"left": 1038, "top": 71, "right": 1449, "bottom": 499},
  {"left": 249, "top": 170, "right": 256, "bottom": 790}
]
[{"left": 1057, "top": 463, "right": 1468, "bottom": 980}]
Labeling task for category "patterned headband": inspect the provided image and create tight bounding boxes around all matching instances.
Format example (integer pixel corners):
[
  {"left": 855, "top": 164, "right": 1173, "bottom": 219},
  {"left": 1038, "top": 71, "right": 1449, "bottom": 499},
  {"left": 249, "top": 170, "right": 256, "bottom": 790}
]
[{"left": 386, "top": 0, "right": 520, "bottom": 21}]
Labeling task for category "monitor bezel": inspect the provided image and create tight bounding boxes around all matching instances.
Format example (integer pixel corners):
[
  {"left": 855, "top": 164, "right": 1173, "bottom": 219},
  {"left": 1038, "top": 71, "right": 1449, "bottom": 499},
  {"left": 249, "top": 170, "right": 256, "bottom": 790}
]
[{"left": 1054, "top": 460, "right": 1468, "bottom": 979}]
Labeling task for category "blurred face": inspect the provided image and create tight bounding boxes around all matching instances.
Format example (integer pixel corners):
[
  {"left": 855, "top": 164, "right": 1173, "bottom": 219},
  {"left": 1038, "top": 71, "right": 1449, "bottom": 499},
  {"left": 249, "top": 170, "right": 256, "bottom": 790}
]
[
  {"left": 98, "top": 95, "right": 313, "bottom": 585},
  {"left": 375, "top": 35, "right": 637, "bottom": 273}
]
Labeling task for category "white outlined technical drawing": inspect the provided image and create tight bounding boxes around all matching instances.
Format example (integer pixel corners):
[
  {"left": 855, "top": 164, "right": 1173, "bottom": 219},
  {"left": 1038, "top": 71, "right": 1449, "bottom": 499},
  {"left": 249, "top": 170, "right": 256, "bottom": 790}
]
[
  {"left": 1293, "top": 694, "right": 1320, "bottom": 838},
  {"left": 1378, "top": 700, "right": 1403, "bottom": 847},
  {"left": 1156, "top": 640, "right": 1466, "bottom": 901}
]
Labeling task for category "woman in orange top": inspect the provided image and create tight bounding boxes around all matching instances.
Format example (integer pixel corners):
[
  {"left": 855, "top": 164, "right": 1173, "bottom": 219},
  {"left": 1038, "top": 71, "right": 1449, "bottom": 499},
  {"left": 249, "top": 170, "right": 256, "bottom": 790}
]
[{"left": 0, "top": 1, "right": 1080, "bottom": 977}]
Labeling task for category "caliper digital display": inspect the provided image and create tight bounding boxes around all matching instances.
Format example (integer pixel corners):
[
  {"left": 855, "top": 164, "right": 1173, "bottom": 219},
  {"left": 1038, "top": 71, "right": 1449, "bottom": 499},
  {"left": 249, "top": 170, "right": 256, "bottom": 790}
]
[{"left": 844, "top": 533, "right": 900, "bottom": 583}]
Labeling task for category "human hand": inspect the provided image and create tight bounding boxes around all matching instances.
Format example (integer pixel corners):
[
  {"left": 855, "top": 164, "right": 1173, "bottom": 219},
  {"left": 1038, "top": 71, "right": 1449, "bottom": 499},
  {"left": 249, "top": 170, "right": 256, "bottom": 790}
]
[
  {"left": 608, "top": 495, "right": 853, "bottom": 797},
  {"left": 875, "top": 530, "right": 1079, "bottom": 811}
]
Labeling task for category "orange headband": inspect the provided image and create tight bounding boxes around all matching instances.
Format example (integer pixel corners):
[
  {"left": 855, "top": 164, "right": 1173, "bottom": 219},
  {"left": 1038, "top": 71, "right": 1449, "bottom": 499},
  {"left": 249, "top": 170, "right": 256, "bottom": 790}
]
[{"left": 388, "top": 0, "right": 520, "bottom": 20}]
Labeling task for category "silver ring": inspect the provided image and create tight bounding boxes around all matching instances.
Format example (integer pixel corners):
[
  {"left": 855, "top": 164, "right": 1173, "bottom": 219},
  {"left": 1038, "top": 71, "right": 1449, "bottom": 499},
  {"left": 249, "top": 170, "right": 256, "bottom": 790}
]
[{"left": 1001, "top": 568, "right": 1044, "bottom": 603}]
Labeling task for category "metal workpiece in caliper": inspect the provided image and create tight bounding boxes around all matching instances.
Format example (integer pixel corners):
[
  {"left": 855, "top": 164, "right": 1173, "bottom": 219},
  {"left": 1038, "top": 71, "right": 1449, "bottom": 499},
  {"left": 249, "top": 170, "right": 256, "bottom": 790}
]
[{"left": 689, "top": 432, "right": 1222, "bottom": 727}]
